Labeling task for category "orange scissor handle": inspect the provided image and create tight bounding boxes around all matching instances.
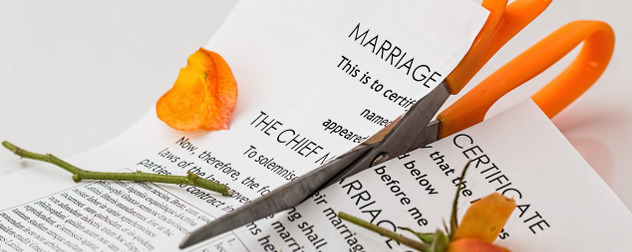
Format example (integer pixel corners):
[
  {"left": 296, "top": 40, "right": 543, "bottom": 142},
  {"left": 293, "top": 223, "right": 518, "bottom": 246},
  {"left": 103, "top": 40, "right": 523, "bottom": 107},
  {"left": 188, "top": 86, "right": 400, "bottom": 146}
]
[
  {"left": 437, "top": 20, "right": 615, "bottom": 138},
  {"left": 446, "top": 0, "right": 552, "bottom": 94}
]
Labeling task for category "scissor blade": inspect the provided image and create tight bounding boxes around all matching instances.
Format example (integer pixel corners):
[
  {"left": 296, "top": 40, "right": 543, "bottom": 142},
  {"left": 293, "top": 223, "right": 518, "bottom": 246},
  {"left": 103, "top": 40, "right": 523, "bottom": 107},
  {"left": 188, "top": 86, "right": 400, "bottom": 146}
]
[
  {"left": 179, "top": 146, "right": 372, "bottom": 249},
  {"left": 377, "top": 82, "right": 450, "bottom": 155},
  {"left": 327, "top": 82, "right": 451, "bottom": 182},
  {"left": 409, "top": 119, "right": 441, "bottom": 151},
  {"left": 181, "top": 81, "right": 451, "bottom": 248}
]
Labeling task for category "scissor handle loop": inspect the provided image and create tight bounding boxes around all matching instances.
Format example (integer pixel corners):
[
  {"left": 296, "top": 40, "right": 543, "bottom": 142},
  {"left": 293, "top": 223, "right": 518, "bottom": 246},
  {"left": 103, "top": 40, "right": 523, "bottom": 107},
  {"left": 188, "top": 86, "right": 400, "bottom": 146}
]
[
  {"left": 437, "top": 21, "right": 615, "bottom": 139},
  {"left": 446, "top": 0, "right": 552, "bottom": 94}
]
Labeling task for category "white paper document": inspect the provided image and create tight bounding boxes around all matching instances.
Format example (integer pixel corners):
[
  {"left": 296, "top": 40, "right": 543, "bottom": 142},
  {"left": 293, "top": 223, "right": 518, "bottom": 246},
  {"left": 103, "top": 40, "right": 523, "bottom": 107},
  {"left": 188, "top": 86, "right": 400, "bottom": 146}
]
[
  {"left": 228, "top": 100, "right": 632, "bottom": 251},
  {"left": 5, "top": 96, "right": 632, "bottom": 251},
  {"left": 4, "top": 0, "right": 632, "bottom": 250},
  {"left": 0, "top": 1, "right": 489, "bottom": 251}
]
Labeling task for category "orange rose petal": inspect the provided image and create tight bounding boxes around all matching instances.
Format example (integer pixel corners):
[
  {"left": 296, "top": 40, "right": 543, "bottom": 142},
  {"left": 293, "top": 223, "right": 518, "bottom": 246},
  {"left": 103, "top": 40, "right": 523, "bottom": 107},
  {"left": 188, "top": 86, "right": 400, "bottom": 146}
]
[
  {"left": 156, "top": 48, "right": 237, "bottom": 131},
  {"left": 447, "top": 238, "right": 510, "bottom": 252},
  {"left": 453, "top": 192, "right": 516, "bottom": 244}
]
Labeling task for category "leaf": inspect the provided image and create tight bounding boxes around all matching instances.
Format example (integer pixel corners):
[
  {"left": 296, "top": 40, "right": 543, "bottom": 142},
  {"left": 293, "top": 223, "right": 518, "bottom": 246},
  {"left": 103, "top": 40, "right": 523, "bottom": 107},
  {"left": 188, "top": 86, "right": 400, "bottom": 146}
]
[
  {"left": 156, "top": 48, "right": 238, "bottom": 131},
  {"left": 452, "top": 193, "right": 516, "bottom": 244}
]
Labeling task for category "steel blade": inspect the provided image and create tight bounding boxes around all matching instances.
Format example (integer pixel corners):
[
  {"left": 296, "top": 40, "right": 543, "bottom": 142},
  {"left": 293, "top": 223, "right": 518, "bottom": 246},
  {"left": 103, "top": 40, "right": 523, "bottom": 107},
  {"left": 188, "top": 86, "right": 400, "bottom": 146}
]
[
  {"left": 327, "top": 82, "right": 451, "bottom": 181},
  {"left": 179, "top": 146, "right": 371, "bottom": 249}
]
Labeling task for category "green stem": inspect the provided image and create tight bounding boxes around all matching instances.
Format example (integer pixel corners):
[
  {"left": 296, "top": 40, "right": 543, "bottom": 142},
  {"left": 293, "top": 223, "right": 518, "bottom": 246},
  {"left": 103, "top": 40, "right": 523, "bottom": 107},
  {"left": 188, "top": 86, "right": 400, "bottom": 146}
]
[
  {"left": 449, "top": 161, "right": 471, "bottom": 239},
  {"left": 2, "top": 140, "right": 232, "bottom": 196},
  {"left": 338, "top": 211, "right": 429, "bottom": 252}
]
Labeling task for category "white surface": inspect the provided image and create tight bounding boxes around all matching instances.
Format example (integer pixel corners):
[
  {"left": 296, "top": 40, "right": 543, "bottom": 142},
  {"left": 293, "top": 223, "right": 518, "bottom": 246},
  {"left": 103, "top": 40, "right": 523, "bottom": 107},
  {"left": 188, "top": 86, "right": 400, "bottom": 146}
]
[{"left": 1, "top": 1, "right": 631, "bottom": 209}]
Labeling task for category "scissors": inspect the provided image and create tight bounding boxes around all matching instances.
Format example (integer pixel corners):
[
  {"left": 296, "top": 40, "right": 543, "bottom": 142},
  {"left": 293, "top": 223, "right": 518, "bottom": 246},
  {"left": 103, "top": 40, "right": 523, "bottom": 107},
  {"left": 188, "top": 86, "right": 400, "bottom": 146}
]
[{"left": 180, "top": 0, "right": 614, "bottom": 248}]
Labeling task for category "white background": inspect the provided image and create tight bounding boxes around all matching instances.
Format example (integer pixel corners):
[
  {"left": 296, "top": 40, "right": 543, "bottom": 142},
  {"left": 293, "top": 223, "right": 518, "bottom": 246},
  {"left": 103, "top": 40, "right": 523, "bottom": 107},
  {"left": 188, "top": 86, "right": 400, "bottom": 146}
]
[{"left": 1, "top": 1, "right": 631, "bottom": 209}]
